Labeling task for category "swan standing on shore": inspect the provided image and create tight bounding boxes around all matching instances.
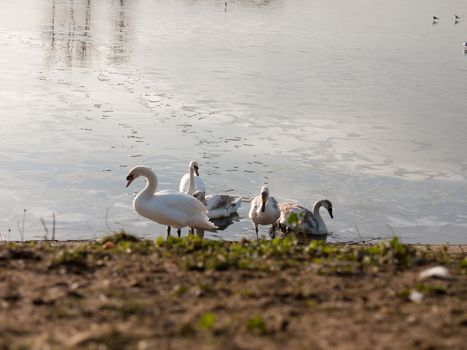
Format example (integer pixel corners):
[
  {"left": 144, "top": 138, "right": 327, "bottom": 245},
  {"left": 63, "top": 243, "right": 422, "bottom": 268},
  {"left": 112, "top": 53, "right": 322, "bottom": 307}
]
[
  {"left": 179, "top": 161, "right": 206, "bottom": 195},
  {"left": 126, "top": 166, "right": 216, "bottom": 237},
  {"left": 249, "top": 186, "right": 280, "bottom": 239},
  {"left": 277, "top": 200, "right": 333, "bottom": 236},
  {"left": 193, "top": 190, "right": 242, "bottom": 219}
]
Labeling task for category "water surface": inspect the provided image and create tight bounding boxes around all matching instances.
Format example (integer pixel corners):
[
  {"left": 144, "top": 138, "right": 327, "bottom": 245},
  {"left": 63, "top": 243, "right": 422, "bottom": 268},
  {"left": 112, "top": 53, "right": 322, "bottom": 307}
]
[{"left": 0, "top": 0, "right": 466, "bottom": 243}]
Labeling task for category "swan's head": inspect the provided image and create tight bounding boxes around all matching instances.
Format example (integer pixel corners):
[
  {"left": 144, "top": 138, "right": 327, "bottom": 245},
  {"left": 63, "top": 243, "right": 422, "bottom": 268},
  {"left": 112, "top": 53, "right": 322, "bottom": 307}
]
[
  {"left": 192, "top": 190, "right": 207, "bottom": 206},
  {"left": 189, "top": 161, "right": 200, "bottom": 176},
  {"left": 126, "top": 166, "right": 150, "bottom": 188},
  {"left": 260, "top": 186, "right": 269, "bottom": 212},
  {"left": 321, "top": 199, "right": 333, "bottom": 219}
]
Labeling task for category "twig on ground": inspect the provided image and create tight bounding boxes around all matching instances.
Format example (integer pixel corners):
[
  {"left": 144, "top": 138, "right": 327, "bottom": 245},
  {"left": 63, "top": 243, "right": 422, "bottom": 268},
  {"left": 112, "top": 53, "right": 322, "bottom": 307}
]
[{"left": 52, "top": 212, "right": 56, "bottom": 240}]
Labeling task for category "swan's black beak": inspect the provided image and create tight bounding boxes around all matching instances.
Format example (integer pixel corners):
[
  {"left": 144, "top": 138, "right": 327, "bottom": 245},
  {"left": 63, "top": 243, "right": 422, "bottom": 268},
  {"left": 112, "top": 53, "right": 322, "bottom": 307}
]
[
  {"left": 126, "top": 174, "right": 134, "bottom": 188},
  {"left": 194, "top": 166, "right": 199, "bottom": 176},
  {"left": 261, "top": 200, "right": 266, "bottom": 213},
  {"left": 328, "top": 208, "right": 334, "bottom": 219}
]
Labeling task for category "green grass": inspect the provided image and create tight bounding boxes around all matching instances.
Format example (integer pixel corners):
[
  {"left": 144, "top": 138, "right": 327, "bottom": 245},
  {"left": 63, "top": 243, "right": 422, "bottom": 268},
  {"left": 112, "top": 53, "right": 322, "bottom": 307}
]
[
  {"left": 247, "top": 315, "right": 267, "bottom": 334},
  {"left": 197, "top": 312, "right": 216, "bottom": 330},
  {"left": 3, "top": 232, "right": 456, "bottom": 276}
]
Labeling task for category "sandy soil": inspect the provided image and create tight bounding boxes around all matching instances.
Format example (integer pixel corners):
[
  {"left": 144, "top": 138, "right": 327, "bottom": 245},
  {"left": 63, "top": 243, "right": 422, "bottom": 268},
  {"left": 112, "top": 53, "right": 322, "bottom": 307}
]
[{"left": 0, "top": 235, "right": 465, "bottom": 350}]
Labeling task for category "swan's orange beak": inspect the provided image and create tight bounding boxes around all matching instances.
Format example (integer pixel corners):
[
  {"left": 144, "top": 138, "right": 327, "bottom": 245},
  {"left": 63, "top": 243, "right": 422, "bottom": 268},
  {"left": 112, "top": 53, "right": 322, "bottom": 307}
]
[
  {"left": 261, "top": 200, "right": 266, "bottom": 212},
  {"left": 328, "top": 208, "right": 334, "bottom": 219},
  {"left": 126, "top": 174, "right": 134, "bottom": 188},
  {"left": 194, "top": 166, "right": 199, "bottom": 176}
]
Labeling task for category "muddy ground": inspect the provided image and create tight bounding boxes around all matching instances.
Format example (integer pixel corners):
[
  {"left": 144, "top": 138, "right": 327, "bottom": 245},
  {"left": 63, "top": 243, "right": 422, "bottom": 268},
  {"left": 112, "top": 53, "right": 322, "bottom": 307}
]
[{"left": 0, "top": 234, "right": 465, "bottom": 350}]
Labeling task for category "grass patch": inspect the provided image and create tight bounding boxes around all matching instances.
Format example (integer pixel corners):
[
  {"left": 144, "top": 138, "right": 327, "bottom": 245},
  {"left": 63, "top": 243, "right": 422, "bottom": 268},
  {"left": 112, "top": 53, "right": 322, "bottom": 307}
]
[
  {"left": 197, "top": 312, "right": 216, "bottom": 330},
  {"left": 247, "top": 315, "right": 267, "bottom": 334},
  {"left": 100, "top": 231, "right": 141, "bottom": 244}
]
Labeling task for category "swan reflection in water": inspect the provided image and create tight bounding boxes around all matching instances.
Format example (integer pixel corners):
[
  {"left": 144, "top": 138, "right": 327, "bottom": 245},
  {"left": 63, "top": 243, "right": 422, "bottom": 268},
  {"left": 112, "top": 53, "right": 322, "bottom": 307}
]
[{"left": 194, "top": 213, "right": 240, "bottom": 239}]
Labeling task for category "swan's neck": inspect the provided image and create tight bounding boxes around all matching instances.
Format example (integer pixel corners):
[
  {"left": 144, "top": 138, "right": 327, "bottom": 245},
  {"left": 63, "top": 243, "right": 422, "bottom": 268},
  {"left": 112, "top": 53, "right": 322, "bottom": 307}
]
[
  {"left": 187, "top": 166, "right": 195, "bottom": 195},
  {"left": 312, "top": 201, "right": 325, "bottom": 228},
  {"left": 137, "top": 170, "right": 158, "bottom": 200}
]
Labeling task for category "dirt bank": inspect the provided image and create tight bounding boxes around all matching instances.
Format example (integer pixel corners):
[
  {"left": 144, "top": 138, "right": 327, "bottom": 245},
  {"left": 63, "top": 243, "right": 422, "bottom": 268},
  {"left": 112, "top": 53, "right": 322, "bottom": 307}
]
[{"left": 0, "top": 234, "right": 465, "bottom": 350}]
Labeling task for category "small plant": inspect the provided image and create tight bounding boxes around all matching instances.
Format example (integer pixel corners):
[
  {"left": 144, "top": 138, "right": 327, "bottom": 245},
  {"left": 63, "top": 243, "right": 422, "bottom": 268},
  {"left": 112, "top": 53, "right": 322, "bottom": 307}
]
[
  {"left": 197, "top": 312, "right": 216, "bottom": 330},
  {"left": 460, "top": 257, "right": 467, "bottom": 270},
  {"left": 100, "top": 231, "right": 140, "bottom": 244},
  {"left": 171, "top": 286, "right": 188, "bottom": 298},
  {"left": 246, "top": 315, "right": 267, "bottom": 334},
  {"left": 17, "top": 209, "right": 27, "bottom": 241},
  {"left": 40, "top": 212, "right": 56, "bottom": 240}
]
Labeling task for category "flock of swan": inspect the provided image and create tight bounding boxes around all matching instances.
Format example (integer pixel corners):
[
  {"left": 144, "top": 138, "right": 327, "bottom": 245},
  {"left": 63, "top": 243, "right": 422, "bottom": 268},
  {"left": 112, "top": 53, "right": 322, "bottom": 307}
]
[{"left": 125, "top": 161, "right": 334, "bottom": 239}]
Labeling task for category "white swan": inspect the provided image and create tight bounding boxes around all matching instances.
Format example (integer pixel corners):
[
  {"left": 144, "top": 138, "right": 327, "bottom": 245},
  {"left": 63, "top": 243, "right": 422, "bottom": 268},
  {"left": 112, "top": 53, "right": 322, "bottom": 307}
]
[
  {"left": 277, "top": 199, "right": 333, "bottom": 236},
  {"left": 126, "top": 166, "right": 216, "bottom": 236},
  {"left": 193, "top": 190, "right": 242, "bottom": 219},
  {"left": 179, "top": 161, "right": 206, "bottom": 195},
  {"left": 248, "top": 186, "right": 280, "bottom": 239}
]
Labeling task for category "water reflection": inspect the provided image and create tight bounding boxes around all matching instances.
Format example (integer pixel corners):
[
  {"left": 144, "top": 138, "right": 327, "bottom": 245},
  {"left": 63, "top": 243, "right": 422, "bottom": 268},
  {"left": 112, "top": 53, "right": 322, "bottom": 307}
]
[
  {"left": 185, "top": 0, "right": 277, "bottom": 9},
  {"left": 46, "top": 0, "right": 92, "bottom": 67},
  {"left": 45, "top": 0, "right": 132, "bottom": 67},
  {"left": 211, "top": 213, "right": 240, "bottom": 230},
  {"left": 109, "top": 0, "right": 132, "bottom": 65}
]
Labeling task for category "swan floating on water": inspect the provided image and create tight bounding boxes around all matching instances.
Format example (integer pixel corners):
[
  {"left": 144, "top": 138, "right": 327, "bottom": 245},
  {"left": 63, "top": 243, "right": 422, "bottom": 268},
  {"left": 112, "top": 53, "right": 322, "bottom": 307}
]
[
  {"left": 126, "top": 166, "right": 216, "bottom": 237},
  {"left": 277, "top": 199, "right": 333, "bottom": 236},
  {"left": 193, "top": 190, "right": 242, "bottom": 219},
  {"left": 179, "top": 161, "right": 206, "bottom": 195},
  {"left": 249, "top": 186, "right": 280, "bottom": 239}
]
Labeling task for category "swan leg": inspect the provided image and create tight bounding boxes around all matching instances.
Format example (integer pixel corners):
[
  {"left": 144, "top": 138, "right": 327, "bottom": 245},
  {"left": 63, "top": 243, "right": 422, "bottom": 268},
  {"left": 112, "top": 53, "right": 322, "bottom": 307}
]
[
  {"left": 255, "top": 225, "right": 259, "bottom": 240},
  {"left": 167, "top": 226, "right": 171, "bottom": 238},
  {"left": 269, "top": 224, "right": 276, "bottom": 239},
  {"left": 177, "top": 229, "right": 181, "bottom": 238},
  {"left": 195, "top": 228, "right": 204, "bottom": 238}
]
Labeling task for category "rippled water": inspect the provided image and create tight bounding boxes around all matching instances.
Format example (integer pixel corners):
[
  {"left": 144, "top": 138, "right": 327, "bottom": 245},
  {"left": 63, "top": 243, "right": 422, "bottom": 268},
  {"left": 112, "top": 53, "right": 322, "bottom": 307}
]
[{"left": 0, "top": 0, "right": 466, "bottom": 243}]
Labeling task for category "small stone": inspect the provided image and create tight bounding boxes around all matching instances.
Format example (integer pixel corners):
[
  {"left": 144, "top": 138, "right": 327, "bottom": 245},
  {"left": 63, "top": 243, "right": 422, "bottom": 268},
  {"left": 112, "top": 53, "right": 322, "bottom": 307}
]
[
  {"left": 409, "top": 290, "right": 424, "bottom": 303},
  {"left": 419, "top": 266, "right": 451, "bottom": 280},
  {"left": 102, "top": 241, "right": 114, "bottom": 250},
  {"left": 406, "top": 314, "right": 417, "bottom": 324}
]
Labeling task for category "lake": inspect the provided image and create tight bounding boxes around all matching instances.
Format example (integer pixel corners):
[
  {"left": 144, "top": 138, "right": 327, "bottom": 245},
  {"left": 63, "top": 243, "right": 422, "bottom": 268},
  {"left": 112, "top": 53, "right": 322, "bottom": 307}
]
[{"left": 0, "top": 0, "right": 466, "bottom": 243}]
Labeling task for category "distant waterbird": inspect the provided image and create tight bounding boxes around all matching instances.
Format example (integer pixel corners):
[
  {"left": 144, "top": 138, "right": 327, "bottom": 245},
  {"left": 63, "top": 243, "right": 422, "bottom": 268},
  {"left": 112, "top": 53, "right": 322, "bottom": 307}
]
[
  {"left": 454, "top": 14, "right": 460, "bottom": 20},
  {"left": 463, "top": 41, "right": 467, "bottom": 51},
  {"left": 432, "top": 16, "right": 439, "bottom": 21}
]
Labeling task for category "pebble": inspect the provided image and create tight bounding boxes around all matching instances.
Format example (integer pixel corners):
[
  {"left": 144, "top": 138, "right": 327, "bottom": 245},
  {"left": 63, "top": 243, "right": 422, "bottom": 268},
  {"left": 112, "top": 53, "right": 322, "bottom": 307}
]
[{"left": 419, "top": 266, "right": 451, "bottom": 280}]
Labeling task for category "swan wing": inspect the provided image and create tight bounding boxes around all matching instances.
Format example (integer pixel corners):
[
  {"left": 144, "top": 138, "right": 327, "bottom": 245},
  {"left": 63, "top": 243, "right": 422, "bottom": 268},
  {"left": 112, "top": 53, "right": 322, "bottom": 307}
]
[
  {"left": 155, "top": 192, "right": 216, "bottom": 230},
  {"left": 278, "top": 202, "right": 318, "bottom": 233},
  {"left": 206, "top": 194, "right": 240, "bottom": 210},
  {"left": 156, "top": 192, "right": 208, "bottom": 214},
  {"left": 205, "top": 194, "right": 242, "bottom": 219},
  {"left": 248, "top": 195, "right": 261, "bottom": 221}
]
